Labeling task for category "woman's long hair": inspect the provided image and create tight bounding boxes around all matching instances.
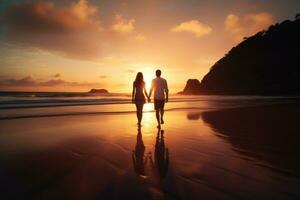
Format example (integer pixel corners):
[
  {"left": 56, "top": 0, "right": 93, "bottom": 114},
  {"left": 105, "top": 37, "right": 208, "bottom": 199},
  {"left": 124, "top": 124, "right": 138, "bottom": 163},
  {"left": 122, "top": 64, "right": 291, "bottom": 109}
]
[{"left": 134, "top": 72, "right": 145, "bottom": 87}]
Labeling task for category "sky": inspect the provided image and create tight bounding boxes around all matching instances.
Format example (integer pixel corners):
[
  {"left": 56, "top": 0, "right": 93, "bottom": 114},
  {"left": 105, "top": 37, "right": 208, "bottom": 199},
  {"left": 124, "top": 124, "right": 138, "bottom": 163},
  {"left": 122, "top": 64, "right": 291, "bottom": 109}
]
[{"left": 0, "top": 0, "right": 299, "bottom": 93}]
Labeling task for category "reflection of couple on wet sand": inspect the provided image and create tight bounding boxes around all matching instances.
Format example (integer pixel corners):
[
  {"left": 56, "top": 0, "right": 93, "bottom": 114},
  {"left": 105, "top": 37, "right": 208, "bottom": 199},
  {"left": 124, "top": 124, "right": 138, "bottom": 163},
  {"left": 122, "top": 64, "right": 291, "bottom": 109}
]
[
  {"left": 150, "top": 129, "right": 169, "bottom": 180},
  {"left": 132, "top": 127, "right": 169, "bottom": 181},
  {"left": 132, "top": 69, "right": 169, "bottom": 128}
]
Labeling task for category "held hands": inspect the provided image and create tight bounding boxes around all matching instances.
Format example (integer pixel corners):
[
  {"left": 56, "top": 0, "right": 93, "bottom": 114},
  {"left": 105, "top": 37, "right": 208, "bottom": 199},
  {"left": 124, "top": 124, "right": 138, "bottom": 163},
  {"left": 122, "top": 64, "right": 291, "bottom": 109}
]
[{"left": 147, "top": 97, "right": 151, "bottom": 103}]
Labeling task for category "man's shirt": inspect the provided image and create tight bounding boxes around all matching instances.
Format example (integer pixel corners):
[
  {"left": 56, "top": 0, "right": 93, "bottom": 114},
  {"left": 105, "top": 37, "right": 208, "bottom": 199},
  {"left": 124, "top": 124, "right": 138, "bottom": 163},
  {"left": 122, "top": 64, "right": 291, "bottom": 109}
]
[{"left": 151, "top": 77, "right": 168, "bottom": 100}]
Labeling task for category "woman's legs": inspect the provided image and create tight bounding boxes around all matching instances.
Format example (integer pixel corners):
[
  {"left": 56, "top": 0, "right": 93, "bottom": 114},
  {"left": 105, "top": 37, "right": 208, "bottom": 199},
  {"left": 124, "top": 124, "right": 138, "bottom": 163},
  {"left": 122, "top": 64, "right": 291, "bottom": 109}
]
[{"left": 135, "top": 102, "right": 144, "bottom": 125}]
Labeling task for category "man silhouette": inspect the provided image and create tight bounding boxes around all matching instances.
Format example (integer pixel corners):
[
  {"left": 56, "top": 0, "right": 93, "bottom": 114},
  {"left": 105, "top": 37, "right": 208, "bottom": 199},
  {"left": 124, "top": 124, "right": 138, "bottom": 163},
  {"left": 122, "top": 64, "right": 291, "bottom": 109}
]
[
  {"left": 149, "top": 129, "right": 169, "bottom": 181},
  {"left": 149, "top": 69, "right": 169, "bottom": 128}
]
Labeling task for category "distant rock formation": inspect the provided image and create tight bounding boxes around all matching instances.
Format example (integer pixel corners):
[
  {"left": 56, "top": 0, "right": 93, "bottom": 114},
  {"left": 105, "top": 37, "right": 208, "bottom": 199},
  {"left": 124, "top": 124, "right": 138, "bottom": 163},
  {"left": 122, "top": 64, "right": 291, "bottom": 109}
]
[
  {"left": 178, "top": 79, "right": 201, "bottom": 94},
  {"left": 88, "top": 89, "right": 109, "bottom": 94},
  {"left": 181, "top": 17, "right": 300, "bottom": 95}
]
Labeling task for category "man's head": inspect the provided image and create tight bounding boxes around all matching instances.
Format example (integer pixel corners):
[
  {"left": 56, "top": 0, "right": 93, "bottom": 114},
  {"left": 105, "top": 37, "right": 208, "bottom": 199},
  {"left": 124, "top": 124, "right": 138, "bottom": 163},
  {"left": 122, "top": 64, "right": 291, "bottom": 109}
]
[{"left": 156, "top": 69, "right": 161, "bottom": 77}]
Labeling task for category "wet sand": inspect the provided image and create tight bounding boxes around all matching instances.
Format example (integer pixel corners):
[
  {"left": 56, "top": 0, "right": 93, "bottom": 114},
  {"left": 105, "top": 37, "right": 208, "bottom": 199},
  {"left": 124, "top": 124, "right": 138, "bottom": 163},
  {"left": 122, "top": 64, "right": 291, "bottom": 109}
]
[{"left": 1, "top": 103, "right": 300, "bottom": 199}]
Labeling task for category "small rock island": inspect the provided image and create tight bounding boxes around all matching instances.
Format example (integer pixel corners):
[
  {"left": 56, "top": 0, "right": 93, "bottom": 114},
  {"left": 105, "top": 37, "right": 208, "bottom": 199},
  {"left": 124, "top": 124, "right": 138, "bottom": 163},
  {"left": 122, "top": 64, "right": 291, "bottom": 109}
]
[
  {"left": 88, "top": 89, "right": 109, "bottom": 94},
  {"left": 178, "top": 79, "right": 201, "bottom": 95}
]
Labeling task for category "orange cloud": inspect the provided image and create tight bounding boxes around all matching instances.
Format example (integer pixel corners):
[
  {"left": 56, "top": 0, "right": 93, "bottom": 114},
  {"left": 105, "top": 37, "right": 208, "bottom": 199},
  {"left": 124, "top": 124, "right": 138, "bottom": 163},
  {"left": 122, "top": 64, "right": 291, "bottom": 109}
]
[
  {"left": 3, "top": 1, "right": 147, "bottom": 60},
  {"left": 125, "top": 69, "right": 135, "bottom": 73},
  {"left": 0, "top": 76, "right": 100, "bottom": 87},
  {"left": 99, "top": 75, "right": 108, "bottom": 79},
  {"left": 134, "top": 34, "right": 147, "bottom": 41},
  {"left": 171, "top": 20, "right": 212, "bottom": 38},
  {"left": 4, "top": 0, "right": 103, "bottom": 60},
  {"left": 5, "top": 0, "right": 101, "bottom": 34},
  {"left": 225, "top": 12, "right": 274, "bottom": 41},
  {"left": 51, "top": 73, "right": 61, "bottom": 78},
  {"left": 111, "top": 15, "right": 135, "bottom": 33}
]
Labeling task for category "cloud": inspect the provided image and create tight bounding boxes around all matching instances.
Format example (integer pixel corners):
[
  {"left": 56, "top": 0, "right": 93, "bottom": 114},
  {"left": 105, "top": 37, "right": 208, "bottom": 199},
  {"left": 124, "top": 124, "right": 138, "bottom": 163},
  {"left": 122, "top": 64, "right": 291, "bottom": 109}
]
[
  {"left": 171, "top": 20, "right": 212, "bottom": 38},
  {"left": 3, "top": 0, "right": 103, "bottom": 60},
  {"left": 51, "top": 73, "right": 61, "bottom": 78},
  {"left": 111, "top": 15, "right": 135, "bottom": 33},
  {"left": 134, "top": 34, "right": 147, "bottom": 41},
  {"left": 125, "top": 69, "right": 135, "bottom": 73},
  {"left": 2, "top": 1, "right": 146, "bottom": 60},
  {"left": 5, "top": 0, "right": 99, "bottom": 34},
  {"left": 99, "top": 75, "right": 107, "bottom": 79},
  {"left": 225, "top": 12, "right": 274, "bottom": 41},
  {"left": 0, "top": 76, "right": 100, "bottom": 87}
]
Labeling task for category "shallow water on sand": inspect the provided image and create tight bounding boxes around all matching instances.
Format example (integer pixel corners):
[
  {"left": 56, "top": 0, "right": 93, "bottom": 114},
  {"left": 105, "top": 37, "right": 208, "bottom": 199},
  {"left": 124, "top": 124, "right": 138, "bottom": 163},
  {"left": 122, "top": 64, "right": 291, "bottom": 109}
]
[{"left": 0, "top": 103, "right": 300, "bottom": 199}]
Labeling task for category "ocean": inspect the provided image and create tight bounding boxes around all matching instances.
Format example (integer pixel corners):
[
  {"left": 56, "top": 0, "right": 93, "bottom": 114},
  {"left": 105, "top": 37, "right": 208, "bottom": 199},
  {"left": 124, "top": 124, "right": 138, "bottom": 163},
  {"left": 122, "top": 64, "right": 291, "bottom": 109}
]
[{"left": 0, "top": 91, "right": 298, "bottom": 120}]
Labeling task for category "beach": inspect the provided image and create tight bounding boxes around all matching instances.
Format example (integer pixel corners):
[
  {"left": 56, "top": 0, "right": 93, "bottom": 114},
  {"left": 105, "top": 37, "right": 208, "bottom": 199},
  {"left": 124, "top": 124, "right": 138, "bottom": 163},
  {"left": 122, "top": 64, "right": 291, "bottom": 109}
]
[
  {"left": 1, "top": 94, "right": 300, "bottom": 199},
  {"left": 1, "top": 0, "right": 300, "bottom": 199}
]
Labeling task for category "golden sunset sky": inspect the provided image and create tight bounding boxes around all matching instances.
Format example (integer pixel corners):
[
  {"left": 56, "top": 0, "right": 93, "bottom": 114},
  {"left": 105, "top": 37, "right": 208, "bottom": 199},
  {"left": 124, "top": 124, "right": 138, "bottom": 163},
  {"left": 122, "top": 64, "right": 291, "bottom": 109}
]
[{"left": 0, "top": 0, "right": 299, "bottom": 93}]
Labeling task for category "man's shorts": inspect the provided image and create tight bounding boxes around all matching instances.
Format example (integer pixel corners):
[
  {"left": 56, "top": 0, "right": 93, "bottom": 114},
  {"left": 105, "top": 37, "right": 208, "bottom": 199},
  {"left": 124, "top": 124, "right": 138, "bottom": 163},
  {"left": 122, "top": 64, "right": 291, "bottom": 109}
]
[{"left": 154, "top": 99, "right": 165, "bottom": 110}]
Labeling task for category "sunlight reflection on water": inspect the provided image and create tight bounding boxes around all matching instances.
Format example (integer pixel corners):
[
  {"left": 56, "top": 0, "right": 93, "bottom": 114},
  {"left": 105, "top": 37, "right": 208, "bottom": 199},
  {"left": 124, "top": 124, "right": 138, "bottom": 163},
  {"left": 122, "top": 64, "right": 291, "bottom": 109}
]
[
  {"left": 142, "top": 103, "right": 155, "bottom": 131},
  {"left": 143, "top": 102, "right": 152, "bottom": 112}
]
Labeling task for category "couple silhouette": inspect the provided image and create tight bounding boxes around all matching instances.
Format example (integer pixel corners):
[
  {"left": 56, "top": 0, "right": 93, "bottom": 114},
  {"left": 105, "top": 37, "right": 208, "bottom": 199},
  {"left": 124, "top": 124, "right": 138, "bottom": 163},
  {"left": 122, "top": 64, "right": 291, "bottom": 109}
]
[
  {"left": 132, "top": 127, "right": 169, "bottom": 182},
  {"left": 132, "top": 69, "right": 169, "bottom": 128}
]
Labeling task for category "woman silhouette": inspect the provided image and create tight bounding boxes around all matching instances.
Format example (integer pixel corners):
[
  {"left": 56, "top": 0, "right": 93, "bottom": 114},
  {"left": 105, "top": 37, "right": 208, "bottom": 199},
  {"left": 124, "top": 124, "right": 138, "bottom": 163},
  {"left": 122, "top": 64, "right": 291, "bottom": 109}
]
[
  {"left": 132, "top": 127, "right": 148, "bottom": 177},
  {"left": 132, "top": 72, "right": 149, "bottom": 125}
]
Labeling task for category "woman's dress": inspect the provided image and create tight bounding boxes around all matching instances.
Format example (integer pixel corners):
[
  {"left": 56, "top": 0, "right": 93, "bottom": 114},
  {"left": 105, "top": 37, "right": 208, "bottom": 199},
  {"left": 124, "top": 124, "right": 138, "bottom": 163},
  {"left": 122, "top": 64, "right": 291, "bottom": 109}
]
[{"left": 134, "top": 83, "right": 146, "bottom": 104}]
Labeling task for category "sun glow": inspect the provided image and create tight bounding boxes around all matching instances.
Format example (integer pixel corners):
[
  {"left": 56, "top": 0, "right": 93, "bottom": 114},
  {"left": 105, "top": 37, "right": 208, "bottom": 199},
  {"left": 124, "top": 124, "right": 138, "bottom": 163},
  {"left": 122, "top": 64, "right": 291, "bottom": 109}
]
[
  {"left": 144, "top": 75, "right": 152, "bottom": 91},
  {"left": 140, "top": 66, "right": 155, "bottom": 91}
]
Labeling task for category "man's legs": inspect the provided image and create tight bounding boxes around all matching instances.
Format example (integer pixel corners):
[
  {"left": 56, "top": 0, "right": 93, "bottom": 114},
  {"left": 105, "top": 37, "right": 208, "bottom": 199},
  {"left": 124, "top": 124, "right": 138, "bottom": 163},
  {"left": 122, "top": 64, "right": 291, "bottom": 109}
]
[
  {"left": 155, "top": 109, "right": 160, "bottom": 128},
  {"left": 160, "top": 108, "right": 164, "bottom": 124},
  {"left": 154, "top": 99, "right": 165, "bottom": 128}
]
